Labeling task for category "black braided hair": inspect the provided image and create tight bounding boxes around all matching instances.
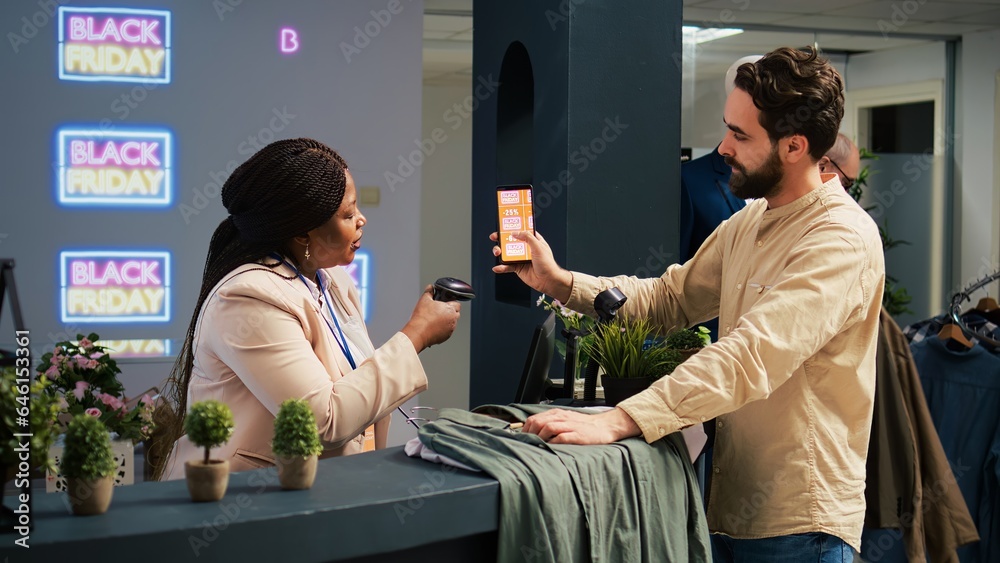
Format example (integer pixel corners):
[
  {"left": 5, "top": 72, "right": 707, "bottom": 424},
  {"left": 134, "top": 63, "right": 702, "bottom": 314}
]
[{"left": 150, "top": 138, "right": 349, "bottom": 480}]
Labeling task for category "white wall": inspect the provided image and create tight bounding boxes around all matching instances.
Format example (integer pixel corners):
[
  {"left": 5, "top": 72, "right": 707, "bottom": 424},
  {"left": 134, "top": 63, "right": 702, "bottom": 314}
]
[
  {"left": 842, "top": 41, "right": 952, "bottom": 321},
  {"left": 845, "top": 41, "right": 946, "bottom": 91},
  {"left": 957, "top": 30, "right": 1000, "bottom": 296},
  {"left": 417, "top": 78, "right": 473, "bottom": 412},
  {"left": 842, "top": 36, "right": 1000, "bottom": 310}
]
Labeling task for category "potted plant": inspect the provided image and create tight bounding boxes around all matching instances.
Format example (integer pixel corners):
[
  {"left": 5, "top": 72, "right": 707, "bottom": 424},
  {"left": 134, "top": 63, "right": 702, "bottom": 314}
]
[
  {"left": 183, "top": 400, "right": 234, "bottom": 502},
  {"left": 60, "top": 414, "right": 115, "bottom": 515},
  {"left": 272, "top": 399, "right": 323, "bottom": 490},
  {"left": 37, "top": 334, "right": 156, "bottom": 490},
  {"left": 37, "top": 334, "right": 156, "bottom": 443},
  {"left": 1, "top": 367, "right": 60, "bottom": 483},
  {"left": 584, "top": 317, "right": 684, "bottom": 407},
  {"left": 536, "top": 294, "right": 597, "bottom": 369},
  {"left": 664, "top": 326, "right": 711, "bottom": 362}
]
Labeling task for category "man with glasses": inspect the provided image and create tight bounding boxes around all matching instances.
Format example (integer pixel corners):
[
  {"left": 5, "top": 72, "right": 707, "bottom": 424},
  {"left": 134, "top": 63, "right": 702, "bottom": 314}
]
[{"left": 820, "top": 133, "right": 860, "bottom": 191}]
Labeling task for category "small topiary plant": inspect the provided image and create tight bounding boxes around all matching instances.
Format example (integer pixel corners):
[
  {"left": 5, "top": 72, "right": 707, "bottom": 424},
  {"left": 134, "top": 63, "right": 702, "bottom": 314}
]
[
  {"left": 60, "top": 414, "right": 115, "bottom": 479},
  {"left": 184, "top": 400, "right": 234, "bottom": 465},
  {"left": 664, "top": 327, "right": 710, "bottom": 350},
  {"left": 273, "top": 399, "right": 323, "bottom": 459}
]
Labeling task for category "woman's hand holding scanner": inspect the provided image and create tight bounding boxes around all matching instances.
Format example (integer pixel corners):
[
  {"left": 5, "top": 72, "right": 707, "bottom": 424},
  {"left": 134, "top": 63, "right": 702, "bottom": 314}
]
[
  {"left": 402, "top": 285, "right": 461, "bottom": 352},
  {"left": 491, "top": 231, "right": 573, "bottom": 302}
]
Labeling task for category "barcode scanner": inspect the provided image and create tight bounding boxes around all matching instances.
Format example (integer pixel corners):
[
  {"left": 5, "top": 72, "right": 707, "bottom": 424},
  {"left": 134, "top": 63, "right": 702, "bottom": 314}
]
[
  {"left": 432, "top": 277, "right": 476, "bottom": 302},
  {"left": 399, "top": 277, "right": 475, "bottom": 430}
]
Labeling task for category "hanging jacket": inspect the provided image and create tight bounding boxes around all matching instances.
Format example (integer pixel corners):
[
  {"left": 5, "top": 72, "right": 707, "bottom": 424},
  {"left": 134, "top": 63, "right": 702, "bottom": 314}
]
[{"left": 868, "top": 310, "right": 979, "bottom": 561}]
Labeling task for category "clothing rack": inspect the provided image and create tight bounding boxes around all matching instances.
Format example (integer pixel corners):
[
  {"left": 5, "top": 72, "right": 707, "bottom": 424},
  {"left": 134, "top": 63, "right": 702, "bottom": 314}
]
[{"left": 949, "top": 268, "right": 1000, "bottom": 347}]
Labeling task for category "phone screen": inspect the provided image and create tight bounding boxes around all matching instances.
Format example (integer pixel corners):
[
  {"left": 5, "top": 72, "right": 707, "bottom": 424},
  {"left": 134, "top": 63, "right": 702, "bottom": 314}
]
[{"left": 496, "top": 185, "right": 535, "bottom": 263}]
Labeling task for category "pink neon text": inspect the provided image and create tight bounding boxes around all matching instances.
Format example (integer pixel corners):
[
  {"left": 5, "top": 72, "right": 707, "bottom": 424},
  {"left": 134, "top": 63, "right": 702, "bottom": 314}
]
[
  {"left": 71, "top": 260, "right": 162, "bottom": 286},
  {"left": 69, "top": 140, "right": 162, "bottom": 168},
  {"left": 67, "top": 16, "right": 162, "bottom": 45}
]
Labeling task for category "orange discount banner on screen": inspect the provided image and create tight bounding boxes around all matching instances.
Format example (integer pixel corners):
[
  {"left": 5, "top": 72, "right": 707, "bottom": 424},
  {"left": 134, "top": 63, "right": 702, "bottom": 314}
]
[{"left": 497, "top": 187, "right": 534, "bottom": 262}]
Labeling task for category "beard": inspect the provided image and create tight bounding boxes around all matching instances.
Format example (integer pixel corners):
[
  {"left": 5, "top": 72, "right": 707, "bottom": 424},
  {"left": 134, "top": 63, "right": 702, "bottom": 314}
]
[{"left": 725, "top": 146, "right": 783, "bottom": 200}]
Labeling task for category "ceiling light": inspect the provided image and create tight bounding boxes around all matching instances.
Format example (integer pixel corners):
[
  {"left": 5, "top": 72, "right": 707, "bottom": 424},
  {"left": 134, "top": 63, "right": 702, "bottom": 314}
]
[{"left": 683, "top": 26, "right": 743, "bottom": 44}]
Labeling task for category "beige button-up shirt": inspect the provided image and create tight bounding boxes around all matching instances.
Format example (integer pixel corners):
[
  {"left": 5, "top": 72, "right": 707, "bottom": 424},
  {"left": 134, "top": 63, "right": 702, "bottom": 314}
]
[{"left": 566, "top": 176, "right": 884, "bottom": 550}]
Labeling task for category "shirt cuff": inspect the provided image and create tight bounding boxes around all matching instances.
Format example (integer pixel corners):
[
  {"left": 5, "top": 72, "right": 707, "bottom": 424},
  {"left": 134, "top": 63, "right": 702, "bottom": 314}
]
[
  {"left": 617, "top": 389, "right": 685, "bottom": 443},
  {"left": 566, "top": 271, "right": 600, "bottom": 316}
]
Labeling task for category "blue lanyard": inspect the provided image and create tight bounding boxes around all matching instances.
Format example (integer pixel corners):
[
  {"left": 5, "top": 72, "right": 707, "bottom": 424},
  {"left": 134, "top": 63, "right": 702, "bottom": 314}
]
[{"left": 271, "top": 254, "right": 356, "bottom": 370}]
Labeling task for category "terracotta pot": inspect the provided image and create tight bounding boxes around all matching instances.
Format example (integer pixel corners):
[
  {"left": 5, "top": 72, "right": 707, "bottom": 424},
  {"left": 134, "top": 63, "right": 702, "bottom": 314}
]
[
  {"left": 602, "top": 376, "right": 657, "bottom": 407},
  {"left": 184, "top": 460, "right": 229, "bottom": 502},
  {"left": 277, "top": 455, "right": 318, "bottom": 490},
  {"left": 66, "top": 475, "right": 114, "bottom": 515}
]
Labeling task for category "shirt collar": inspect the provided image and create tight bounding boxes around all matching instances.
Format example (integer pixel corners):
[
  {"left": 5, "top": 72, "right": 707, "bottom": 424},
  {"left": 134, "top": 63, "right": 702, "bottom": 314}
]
[
  {"left": 268, "top": 255, "right": 324, "bottom": 300},
  {"left": 761, "top": 175, "right": 842, "bottom": 220}
]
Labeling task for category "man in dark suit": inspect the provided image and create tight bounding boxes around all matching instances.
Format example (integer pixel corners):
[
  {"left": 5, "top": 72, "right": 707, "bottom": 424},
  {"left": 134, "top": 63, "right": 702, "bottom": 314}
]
[{"left": 679, "top": 146, "right": 747, "bottom": 263}]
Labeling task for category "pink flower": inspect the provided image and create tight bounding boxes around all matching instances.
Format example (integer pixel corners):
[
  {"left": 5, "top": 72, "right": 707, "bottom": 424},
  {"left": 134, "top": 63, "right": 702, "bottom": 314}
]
[
  {"left": 85, "top": 407, "right": 102, "bottom": 417},
  {"left": 70, "top": 354, "right": 98, "bottom": 370},
  {"left": 90, "top": 351, "right": 104, "bottom": 360},
  {"left": 72, "top": 381, "right": 90, "bottom": 401},
  {"left": 57, "top": 397, "right": 69, "bottom": 411},
  {"left": 97, "top": 393, "right": 125, "bottom": 412},
  {"left": 78, "top": 337, "right": 93, "bottom": 350},
  {"left": 44, "top": 364, "right": 59, "bottom": 378}
]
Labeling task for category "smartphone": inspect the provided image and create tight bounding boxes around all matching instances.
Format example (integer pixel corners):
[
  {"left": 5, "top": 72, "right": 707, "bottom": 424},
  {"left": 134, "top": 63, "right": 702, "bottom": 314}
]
[{"left": 496, "top": 184, "right": 535, "bottom": 263}]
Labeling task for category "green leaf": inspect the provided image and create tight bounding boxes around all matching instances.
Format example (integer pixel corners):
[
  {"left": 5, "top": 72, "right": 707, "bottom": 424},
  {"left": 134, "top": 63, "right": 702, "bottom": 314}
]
[
  {"left": 60, "top": 414, "right": 115, "bottom": 478},
  {"left": 583, "top": 317, "right": 687, "bottom": 379},
  {"left": 272, "top": 399, "right": 323, "bottom": 457},
  {"left": 185, "top": 400, "right": 235, "bottom": 452}
]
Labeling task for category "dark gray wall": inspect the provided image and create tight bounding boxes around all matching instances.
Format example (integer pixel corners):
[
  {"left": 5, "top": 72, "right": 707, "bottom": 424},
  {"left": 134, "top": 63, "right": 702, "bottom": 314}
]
[
  {"left": 470, "top": 0, "right": 683, "bottom": 407},
  {"left": 0, "top": 0, "right": 424, "bottom": 421}
]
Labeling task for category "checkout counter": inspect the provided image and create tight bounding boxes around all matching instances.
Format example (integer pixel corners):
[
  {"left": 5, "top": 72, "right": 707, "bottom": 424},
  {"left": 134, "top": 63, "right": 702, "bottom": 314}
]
[{"left": 2, "top": 447, "right": 499, "bottom": 562}]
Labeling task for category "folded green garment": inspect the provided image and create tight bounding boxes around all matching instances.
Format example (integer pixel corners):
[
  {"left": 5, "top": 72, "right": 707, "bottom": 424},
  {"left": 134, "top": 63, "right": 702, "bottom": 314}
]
[{"left": 416, "top": 404, "right": 710, "bottom": 563}]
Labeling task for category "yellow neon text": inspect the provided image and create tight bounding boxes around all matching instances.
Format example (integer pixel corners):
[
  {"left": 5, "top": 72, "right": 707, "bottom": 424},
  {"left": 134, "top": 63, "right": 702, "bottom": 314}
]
[
  {"left": 66, "top": 168, "right": 164, "bottom": 196},
  {"left": 64, "top": 44, "right": 166, "bottom": 76},
  {"left": 67, "top": 288, "right": 165, "bottom": 316}
]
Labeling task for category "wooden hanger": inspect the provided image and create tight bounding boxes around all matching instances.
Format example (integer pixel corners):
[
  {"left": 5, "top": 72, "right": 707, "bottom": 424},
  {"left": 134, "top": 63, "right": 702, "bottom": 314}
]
[
  {"left": 973, "top": 295, "right": 1000, "bottom": 324},
  {"left": 938, "top": 323, "right": 974, "bottom": 350},
  {"left": 976, "top": 296, "right": 999, "bottom": 312}
]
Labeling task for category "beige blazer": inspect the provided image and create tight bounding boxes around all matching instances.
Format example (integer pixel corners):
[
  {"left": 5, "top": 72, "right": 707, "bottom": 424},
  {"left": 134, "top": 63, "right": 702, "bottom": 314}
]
[{"left": 163, "top": 260, "right": 427, "bottom": 480}]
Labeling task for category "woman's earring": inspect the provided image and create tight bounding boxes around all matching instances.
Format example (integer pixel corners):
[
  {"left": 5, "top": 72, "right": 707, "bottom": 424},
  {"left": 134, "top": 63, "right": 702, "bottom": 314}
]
[{"left": 304, "top": 243, "right": 311, "bottom": 261}]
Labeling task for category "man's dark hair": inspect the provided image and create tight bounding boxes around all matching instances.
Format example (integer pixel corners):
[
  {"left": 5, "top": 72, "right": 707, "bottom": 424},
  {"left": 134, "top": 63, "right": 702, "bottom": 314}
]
[{"left": 733, "top": 46, "right": 844, "bottom": 161}]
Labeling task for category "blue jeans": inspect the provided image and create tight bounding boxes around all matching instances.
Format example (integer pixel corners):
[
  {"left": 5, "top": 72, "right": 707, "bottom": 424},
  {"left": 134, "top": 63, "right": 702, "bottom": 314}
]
[{"left": 713, "top": 532, "right": 855, "bottom": 563}]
